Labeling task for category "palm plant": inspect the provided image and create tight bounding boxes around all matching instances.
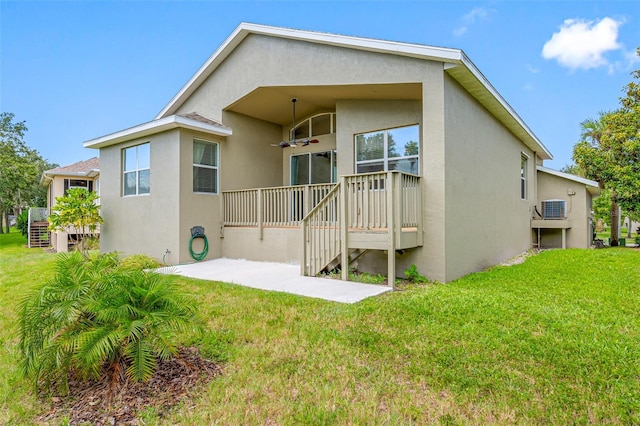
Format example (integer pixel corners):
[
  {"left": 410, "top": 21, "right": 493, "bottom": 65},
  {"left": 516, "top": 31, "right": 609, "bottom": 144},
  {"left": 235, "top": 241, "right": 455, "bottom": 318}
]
[{"left": 19, "top": 251, "right": 200, "bottom": 394}]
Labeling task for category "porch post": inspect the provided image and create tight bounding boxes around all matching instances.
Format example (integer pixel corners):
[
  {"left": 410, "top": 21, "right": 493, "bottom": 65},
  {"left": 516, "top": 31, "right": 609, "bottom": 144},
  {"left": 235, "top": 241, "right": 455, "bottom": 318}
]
[
  {"left": 394, "top": 172, "right": 402, "bottom": 248},
  {"left": 340, "top": 176, "right": 349, "bottom": 281},
  {"left": 303, "top": 185, "right": 310, "bottom": 217},
  {"left": 301, "top": 216, "right": 307, "bottom": 276},
  {"left": 387, "top": 172, "right": 396, "bottom": 289},
  {"left": 257, "top": 189, "right": 263, "bottom": 240}
]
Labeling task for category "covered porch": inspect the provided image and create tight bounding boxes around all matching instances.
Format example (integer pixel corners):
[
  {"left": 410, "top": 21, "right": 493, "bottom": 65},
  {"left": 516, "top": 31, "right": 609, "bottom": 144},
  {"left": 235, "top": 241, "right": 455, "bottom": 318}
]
[{"left": 220, "top": 171, "right": 423, "bottom": 286}]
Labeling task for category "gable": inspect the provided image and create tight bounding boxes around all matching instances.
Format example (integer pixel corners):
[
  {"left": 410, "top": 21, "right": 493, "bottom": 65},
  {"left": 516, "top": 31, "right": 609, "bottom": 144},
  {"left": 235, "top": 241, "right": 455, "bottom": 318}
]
[{"left": 156, "top": 23, "right": 552, "bottom": 160}]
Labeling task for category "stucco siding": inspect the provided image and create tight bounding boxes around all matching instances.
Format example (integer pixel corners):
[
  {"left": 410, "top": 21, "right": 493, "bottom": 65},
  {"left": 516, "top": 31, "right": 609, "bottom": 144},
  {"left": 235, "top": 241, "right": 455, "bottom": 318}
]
[
  {"left": 99, "top": 130, "right": 181, "bottom": 261},
  {"left": 536, "top": 171, "right": 593, "bottom": 248},
  {"left": 221, "top": 111, "right": 283, "bottom": 190},
  {"left": 443, "top": 74, "right": 533, "bottom": 281},
  {"left": 221, "top": 227, "right": 301, "bottom": 263},
  {"left": 176, "top": 34, "right": 434, "bottom": 122}
]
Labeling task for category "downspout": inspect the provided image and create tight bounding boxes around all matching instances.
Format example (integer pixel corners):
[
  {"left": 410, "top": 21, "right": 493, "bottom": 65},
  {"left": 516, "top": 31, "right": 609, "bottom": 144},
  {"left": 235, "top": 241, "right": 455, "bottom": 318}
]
[
  {"left": 533, "top": 152, "right": 537, "bottom": 212},
  {"left": 532, "top": 152, "right": 538, "bottom": 249}
]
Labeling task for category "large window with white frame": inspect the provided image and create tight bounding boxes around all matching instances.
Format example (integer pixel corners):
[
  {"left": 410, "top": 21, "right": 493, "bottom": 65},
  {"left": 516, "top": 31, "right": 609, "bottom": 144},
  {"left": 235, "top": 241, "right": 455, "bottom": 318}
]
[
  {"left": 290, "top": 150, "right": 337, "bottom": 185},
  {"left": 122, "top": 142, "right": 150, "bottom": 196},
  {"left": 355, "top": 124, "right": 419, "bottom": 174},
  {"left": 193, "top": 139, "right": 219, "bottom": 193},
  {"left": 520, "top": 154, "right": 528, "bottom": 200}
]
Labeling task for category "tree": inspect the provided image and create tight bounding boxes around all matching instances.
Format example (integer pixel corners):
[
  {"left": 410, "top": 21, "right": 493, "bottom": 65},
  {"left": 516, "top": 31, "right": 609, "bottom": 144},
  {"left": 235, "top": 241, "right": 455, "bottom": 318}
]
[
  {"left": 560, "top": 163, "right": 584, "bottom": 176},
  {"left": 48, "top": 188, "right": 103, "bottom": 259},
  {"left": 573, "top": 49, "right": 640, "bottom": 245},
  {"left": 19, "top": 252, "right": 200, "bottom": 394},
  {"left": 0, "top": 113, "right": 56, "bottom": 233}
]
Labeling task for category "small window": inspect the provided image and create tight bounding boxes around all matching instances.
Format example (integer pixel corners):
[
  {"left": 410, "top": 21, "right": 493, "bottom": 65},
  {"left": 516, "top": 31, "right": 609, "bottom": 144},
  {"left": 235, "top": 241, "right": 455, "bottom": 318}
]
[
  {"left": 64, "top": 179, "right": 92, "bottom": 195},
  {"left": 355, "top": 125, "right": 419, "bottom": 175},
  {"left": 193, "top": 139, "right": 219, "bottom": 193},
  {"left": 520, "top": 155, "right": 527, "bottom": 200},
  {"left": 122, "top": 143, "right": 150, "bottom": 196}
]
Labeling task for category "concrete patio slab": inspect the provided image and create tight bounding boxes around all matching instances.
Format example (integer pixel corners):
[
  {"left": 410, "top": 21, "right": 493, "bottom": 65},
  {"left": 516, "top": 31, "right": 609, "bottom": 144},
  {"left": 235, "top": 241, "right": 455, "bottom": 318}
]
[{"left": 157, "top": 258, "right": 392, "bottom": 303}]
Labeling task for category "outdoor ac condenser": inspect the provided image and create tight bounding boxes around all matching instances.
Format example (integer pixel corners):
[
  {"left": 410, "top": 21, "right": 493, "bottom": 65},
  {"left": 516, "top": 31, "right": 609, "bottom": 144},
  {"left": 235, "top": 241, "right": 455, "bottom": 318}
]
[{"left": 541, "top": 199, "right": 566, "bottom": 219}]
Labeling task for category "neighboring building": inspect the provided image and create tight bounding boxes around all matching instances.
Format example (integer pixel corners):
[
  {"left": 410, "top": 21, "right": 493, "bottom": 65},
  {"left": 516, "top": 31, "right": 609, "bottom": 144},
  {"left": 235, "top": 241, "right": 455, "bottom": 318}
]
[
  {"left": 84, "top": 23, "right": 598, "bottom": 283},
  {"left": 40, "top": 157, "right": 100, "bottom": 252},
  {"left": 533, "top": 166, "right": 599, "bottom": 249}
]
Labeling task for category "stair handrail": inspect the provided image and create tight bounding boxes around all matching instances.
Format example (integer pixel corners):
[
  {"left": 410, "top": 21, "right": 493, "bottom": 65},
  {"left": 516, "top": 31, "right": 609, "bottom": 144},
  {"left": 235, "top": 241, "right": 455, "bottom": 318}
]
[{"left": 300, "top": 183, "right": 342, "bottom": 276}]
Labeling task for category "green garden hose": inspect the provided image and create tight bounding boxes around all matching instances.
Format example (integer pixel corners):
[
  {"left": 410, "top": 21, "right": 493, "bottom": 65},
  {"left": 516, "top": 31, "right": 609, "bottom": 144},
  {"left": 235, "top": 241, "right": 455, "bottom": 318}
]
[{"left": 189, "top": 234, "right": 209, "bottom": 261}]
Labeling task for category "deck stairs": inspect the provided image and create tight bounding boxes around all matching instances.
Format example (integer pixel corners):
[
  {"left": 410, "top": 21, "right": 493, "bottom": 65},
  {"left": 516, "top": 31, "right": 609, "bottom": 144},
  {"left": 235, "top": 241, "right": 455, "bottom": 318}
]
[
  {"left": 29, "top": 221, "right": 50, "bottom": 248},
  {"left": 322, "top": 248, "right": 368, "bottom": 274},
  {"left": 301, "top": 172, "right": 423, "bottom": 284}
]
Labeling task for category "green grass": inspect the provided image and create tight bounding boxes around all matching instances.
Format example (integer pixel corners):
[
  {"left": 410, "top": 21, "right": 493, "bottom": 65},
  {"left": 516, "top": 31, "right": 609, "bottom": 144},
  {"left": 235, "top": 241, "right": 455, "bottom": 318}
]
[{"left": 2, "top": 228, "right": 640, "bottom": 424}]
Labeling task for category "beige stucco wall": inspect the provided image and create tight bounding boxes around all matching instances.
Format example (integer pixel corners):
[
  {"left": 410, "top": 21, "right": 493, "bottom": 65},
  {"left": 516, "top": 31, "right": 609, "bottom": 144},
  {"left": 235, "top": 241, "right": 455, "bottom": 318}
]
[
  {"left": 442, "top": 74, "right": 535, "bottom": 281},
  {"left": 221, "top": 227, "right": 301, "bottom": 264},
  {"left": 536, "top": 171, "right": 594, "bottom": 249},
  {"left": 176, "top": 34, "right": 436, "bottom": 126},
  {"left": 221, "top": 111, "right": 283, "bottom": 190},
  {"left": 99, "top": 129, "right": 181, "bottom": 262}
]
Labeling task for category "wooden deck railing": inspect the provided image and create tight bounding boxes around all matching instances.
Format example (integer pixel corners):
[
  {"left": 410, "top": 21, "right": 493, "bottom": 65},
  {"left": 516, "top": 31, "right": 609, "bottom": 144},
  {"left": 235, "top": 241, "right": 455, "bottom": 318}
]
[
  {"left": 302, "top": 171, "right": 422, "bottom": 277},
  {"left": 222, "top": 183, "right": 335, "bottom": 236},
  {"left": 300, "top": 184, "right": 341, "bottom": 277},
  {"left": 222, "top": 172, "right": 422, "bottom": 280}
]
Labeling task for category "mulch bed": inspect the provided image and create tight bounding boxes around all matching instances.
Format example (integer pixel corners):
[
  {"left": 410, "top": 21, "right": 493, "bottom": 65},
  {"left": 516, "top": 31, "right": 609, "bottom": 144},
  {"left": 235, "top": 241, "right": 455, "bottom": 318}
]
[{"left": 37, "top": 346, "right": 222, "bottom": 425}]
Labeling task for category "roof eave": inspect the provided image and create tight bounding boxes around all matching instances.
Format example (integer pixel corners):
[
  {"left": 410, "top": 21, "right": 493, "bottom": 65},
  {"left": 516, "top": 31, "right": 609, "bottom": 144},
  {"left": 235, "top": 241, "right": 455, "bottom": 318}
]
[
  {"left": 537, "top": 165, "right": 600, "bottom": 195},
  {"left": 446, "top": 56, "right": 553, "bottom": 160},
  {"left": 83, "top": 115, "right": 232, "bottom": 149}
]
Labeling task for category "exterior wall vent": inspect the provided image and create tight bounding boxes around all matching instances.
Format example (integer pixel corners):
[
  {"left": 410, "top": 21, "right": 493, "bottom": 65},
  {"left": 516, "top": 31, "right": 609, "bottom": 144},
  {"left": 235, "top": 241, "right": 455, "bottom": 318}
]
[{"left": 541, "top": 199, "right": 566, "bottom": 219}]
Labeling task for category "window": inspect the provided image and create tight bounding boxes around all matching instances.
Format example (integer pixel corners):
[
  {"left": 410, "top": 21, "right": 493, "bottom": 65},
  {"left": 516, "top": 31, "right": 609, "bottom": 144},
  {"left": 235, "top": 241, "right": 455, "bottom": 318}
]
[
  {"left": 355, "top": 124, "right": 419, "bottom": 174},
  {"left": 64, "top": 179, "right": 93, "bottom": 195},
  {"left": 291, "top": 113, "right": 336, "bottom": 140},
  {"left": 290, "top": 151, "right": 337, "bottom": 185},
  {"left": 123, "top": 143, "right": 150, "bottom": 196},
  {"left": 520, "top": 154, "right": 527, "bottom": 200},
  {"left": 193, "top": 139, "right": 219, "bottom": 193}
]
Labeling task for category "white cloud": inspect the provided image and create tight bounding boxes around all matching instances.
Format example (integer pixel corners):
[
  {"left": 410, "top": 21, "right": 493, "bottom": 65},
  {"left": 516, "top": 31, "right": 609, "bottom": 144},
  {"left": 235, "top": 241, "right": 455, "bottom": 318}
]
[
  {"left": 453, "top": 7, "right": 490, "bottom": 37},
  {"left": 542, "top": 17, "right": 622, "bottom": 70}
]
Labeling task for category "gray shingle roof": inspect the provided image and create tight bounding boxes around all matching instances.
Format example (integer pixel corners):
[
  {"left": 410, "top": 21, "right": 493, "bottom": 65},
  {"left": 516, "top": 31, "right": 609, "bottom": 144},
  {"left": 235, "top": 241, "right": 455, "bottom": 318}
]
[{"left": 45, "top": 157, "right": 100, "bottom": 176}]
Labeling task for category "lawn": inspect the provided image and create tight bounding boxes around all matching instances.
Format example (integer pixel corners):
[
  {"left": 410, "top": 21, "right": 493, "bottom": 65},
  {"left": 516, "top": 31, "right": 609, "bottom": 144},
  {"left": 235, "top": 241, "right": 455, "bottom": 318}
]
[{"left": 1, "top": 228, "right": 639, "bottom": 424}]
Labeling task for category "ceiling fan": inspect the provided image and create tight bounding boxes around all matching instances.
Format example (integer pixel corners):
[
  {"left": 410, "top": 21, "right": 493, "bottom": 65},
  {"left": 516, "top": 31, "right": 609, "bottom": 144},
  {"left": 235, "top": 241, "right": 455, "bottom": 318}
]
[{"left": 271, "top": 98, "right": 320, "bottom": 148}]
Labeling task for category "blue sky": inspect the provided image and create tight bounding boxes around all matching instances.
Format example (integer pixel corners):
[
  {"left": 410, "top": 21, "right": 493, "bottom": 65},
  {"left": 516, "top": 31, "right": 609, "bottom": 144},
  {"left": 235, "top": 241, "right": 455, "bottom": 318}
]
[{"left": 2, "top": 0, "right": 638, "bottom": 170}]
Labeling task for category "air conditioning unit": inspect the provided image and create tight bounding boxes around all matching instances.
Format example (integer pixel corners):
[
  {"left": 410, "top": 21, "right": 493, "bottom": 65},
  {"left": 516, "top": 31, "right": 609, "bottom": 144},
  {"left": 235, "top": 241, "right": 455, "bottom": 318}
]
[{"left": 541, "top": 199, "right": 566, "bottom": 219}]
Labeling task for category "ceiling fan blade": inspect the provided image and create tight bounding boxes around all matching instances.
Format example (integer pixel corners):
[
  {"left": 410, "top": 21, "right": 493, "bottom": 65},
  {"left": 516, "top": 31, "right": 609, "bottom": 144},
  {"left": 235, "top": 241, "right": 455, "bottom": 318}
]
[{"left": 271, "top": 141, "right": 290, "bottom": 148}]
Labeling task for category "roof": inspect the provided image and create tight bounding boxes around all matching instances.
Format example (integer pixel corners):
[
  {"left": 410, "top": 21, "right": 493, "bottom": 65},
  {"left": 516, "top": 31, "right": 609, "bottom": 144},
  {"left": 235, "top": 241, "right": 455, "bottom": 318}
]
[
  {"left": 83, "top": 113, "right": 232, "bottom": 149},
  {"left": 41, "top": 157, "right": 100, "bottom": 185},
  {"left": 155, "top": 22, "right": 552, "bottom": 160},
  {"left": 537, "top": 165, "right": 600, "bottom": 196}
]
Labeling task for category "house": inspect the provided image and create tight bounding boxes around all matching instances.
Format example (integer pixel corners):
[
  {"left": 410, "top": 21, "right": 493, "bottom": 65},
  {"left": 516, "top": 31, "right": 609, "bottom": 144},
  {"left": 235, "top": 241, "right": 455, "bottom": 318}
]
[
  {"left": 39, "top": 157, "right": 100, "bottom": 252},
  {"left": 83, "top": 23, "right": 598, "bottom": 283}
]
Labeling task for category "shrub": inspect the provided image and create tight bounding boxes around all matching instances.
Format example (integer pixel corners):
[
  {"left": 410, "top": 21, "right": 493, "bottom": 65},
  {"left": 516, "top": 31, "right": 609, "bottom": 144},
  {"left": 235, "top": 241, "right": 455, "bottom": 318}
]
[
  {"left": 16, "top": 210, "right": 29, "bottom": 237},
  {"left": 18, "top": 251, "right": 200, "bottom": 394},
  {"left": 118, "top": 253, "right": 162, "bottom": 271},
  {"left": 404, "top": 264, "right": 428, "bottom": 283}
]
